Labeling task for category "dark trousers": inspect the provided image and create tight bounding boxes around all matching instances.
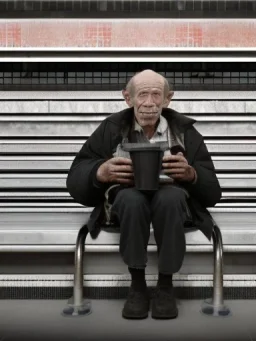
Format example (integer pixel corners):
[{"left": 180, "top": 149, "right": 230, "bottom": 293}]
[{"left": 111, "top": 186, "right": 188, "bottom": 274}]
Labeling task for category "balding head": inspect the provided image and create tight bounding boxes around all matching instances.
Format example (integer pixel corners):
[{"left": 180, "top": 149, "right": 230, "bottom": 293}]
[
  {"left": 122, "top": 69, "right": 174, "bottom": 132},
  {"left": 125, "top": 69, "right": 171, "bottom": 97}
]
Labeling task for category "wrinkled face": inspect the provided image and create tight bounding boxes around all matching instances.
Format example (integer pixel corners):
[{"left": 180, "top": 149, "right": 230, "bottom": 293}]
[{"left": 131, "top": 76, "right": 166, "bottom": 128}]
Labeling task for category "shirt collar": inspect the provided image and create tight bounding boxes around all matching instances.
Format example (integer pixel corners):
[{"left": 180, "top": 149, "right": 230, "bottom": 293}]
[{"left": 134, "top": 114, "right": 168, "bottom": 136}]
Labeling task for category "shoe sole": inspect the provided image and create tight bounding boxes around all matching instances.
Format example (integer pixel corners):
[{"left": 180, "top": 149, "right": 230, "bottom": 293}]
[
  {"left": 151, "top": 311, "right": 178, "bottom": 320},
  {"left": 122, "top": 311, "right": 149, "bottom": 319}
]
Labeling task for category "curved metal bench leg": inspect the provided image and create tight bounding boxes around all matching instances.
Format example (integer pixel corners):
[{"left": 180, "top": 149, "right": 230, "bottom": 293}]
[
  {"left": 62, "top": 224, "right": 92, "bottom": 317},
  {"left": 201, "top": 222, "right": 231, "bottom": 317}
]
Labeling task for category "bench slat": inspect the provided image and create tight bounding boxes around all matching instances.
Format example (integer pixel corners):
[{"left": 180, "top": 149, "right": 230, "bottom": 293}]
[
  {"left": 1, "top": 91, "right": 256, "bottom": 100},
  {"left": 1, "top": 210, "right": 256, "bottom": 245},
  {"left": 0, "top": 173, "right": 256, "bottom": 188},
  {"left": 0, "top": 156, "right": 254, "bottom": 171},
  {"left": 0, "top": 100, "right": 255, "bottom": 113},
  {"left": 0, "top": 191, "right": 254, "bottom": 199},
  {"left": 0, "top": 121, "right": 255, "bottom": 137},
  {"left": 2, "top": 139, "right": 256, "bottom": 154}
]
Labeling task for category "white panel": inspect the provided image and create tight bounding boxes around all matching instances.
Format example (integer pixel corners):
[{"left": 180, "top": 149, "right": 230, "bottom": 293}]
[
  {"left": 49, "top": 101, "right": 127, "bottom": 113},
  {"left": 170, "top": 101, "right": 191, "bottom": 113},
  {"left": 245, "top": 101, "right": 256, "bottom": 113},
  {"left": 0, "top": 121, "right": 254, "bottom": 137},
  {"left": 40, "top": 100, "right": 249, "bottom": 114},
  {"left": 0, "top": 158, "right": 73, "bottom": 170},
  {"left": 0, "top": 122, "right": 99, "bottom": 137},
  {"left": 0, "top": 140, "right": 85, "bottom": 154},
  {"left": 1, "top": 274, "right": 256, "bottom": 288},
  {"left": 195, "top": 122, "right": 256, "bottom": 137},
  {"left": 0, "top": 100, "right": 252, "bottom": 114},
  {"left": 1, "top": 215, "right": 256, "bottom": 245},
  {"left": 3, "top": 139, "right": 256, "bottom": 154},
  {"left": 188, "top": 101, "right": 216, "bottom": 113},
  {"left": 1, "top": 174, "right": 256, "bottom": 188},
  {"left": 0, "top": 156, "right": 253, "bottom": 171},
  {"left": 0, "top": 101, "right": 48, "bottom": 113},
  {"left": 215, "top": 101, "right": 245, "bottom": 113},
  {"left": 0, "top": 176, "right": 66, "bottom": 188},
  {"left": 206, "top": 141, "right": 256, "bottom": 154},
  {"left": 1, "top": 91, "right": 256, "bottom": 100}
]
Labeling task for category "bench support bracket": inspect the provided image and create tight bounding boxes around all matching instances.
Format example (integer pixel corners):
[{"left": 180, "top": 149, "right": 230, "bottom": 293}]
[
  {"left": 62, "top": 224, "right": 92, "bottom": 317},
  {"left": 201, "top": 223, "right": 231, "bottom": 317}
]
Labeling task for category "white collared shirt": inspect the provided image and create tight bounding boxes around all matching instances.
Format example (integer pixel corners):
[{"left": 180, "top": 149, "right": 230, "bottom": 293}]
[{"left": 133, "top": 114, "right": 169, "bottom": 143}]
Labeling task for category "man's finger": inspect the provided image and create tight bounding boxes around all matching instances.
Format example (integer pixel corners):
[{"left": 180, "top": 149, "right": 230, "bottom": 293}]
[
  {"left": 162, "top": 162, "right": 187, "bottom": 169},
  {"left": 163, "top": 168, "right": 186, "bottom": 174},
  {"left": 116, "top": 178, "right": 134, "bottom": 184},
  {"left": 112, "top": 157, "right": 133, "bottom": 165},
  {"left": 162, "top": 155, "right": 186, "bottom": 163},
  {"left": 113, "top": 165, "right": 133, "bottom": 172},
  {"left": 113, "top": 172, "right": 134, "bottom": 178},
  {"left": 171, "top": 174, "right": 184, "bottom": 179}
]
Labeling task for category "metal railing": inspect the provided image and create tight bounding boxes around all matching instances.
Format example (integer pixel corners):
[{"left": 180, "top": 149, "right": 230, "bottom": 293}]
[
  {"left": 1, "top": 0, "right": 256, "bottom": 18},
  {"left": 1, "top": 60, "right": 256, "bottom": 91}
]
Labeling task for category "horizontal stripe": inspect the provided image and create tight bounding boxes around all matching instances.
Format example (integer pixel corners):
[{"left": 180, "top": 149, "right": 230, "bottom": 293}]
[
  {"left": 1, "top": 20, "right": 256, "bottom": 48},
  {"left": 1, "top": 245, "right": 256, "bottom": 253},
  {"left": 0, "top": 173, "right": 255, "bottom": 188},
  {"left": 0, "top": 91, "right": 256, "bottom": 100},
  {"left": 1, "top": 274, "right": 256, "bottom": 288}
]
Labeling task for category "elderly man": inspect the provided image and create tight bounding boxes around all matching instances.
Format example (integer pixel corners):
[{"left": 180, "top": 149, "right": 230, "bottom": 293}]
[{"left": 67, "top": 69, "right": 221, "bottom": 320}]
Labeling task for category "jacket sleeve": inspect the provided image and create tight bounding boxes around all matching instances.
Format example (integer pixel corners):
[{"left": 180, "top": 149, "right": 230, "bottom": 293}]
[
  {"left": 66, "top": 119, "right": 110, "bottom": 207},
  {"left": 184, "top": 129, "right": 222, "bottom": 208}
]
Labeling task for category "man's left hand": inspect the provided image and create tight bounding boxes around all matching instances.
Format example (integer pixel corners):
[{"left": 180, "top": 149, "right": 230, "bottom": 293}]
[{"left": 162, "top": 152, "right": 196, "bottom": 183}]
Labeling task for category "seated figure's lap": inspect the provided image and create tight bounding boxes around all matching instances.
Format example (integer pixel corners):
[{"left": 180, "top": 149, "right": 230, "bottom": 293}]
[
  {"left": 152, "top": 186, "right": 187, "bottom": 204},
  {"left": 115, "top": 187, "right": 149, "bottom": 207},
  {"left": 114, "top": 186, "right": 187, "bottom": 207}
]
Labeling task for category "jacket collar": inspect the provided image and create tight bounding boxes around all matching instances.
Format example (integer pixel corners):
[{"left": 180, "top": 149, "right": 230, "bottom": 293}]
[
  {"left": 108, "top": 107, "right": 200, "bottom": 163},
  {"left": 108, "top": 107, "right": 196, "bottom": 136}
]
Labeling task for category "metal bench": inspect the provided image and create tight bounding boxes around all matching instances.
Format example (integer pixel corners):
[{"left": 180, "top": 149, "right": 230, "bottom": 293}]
[{"left": 62, "top": 221, "right": 229, "bottom": 318}]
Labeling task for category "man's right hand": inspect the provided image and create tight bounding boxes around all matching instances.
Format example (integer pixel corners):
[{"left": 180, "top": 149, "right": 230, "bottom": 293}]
[{"left": 96, "top": 157, "right": 134, "bottom": 185}]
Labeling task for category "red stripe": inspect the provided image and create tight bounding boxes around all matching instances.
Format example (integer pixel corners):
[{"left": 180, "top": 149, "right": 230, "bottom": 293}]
[{"left": 0, "top": 20, "right": 254, "bottom": 47}]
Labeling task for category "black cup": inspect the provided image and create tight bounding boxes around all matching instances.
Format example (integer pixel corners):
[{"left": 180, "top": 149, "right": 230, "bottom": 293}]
[{"left": 123, "top": 143, "right": 164, "bottom": 191}]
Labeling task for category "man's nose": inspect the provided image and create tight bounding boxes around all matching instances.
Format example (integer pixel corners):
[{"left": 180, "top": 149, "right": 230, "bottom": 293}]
[{"left": 143, "top": 95, "right": 154, "bottom": 106}]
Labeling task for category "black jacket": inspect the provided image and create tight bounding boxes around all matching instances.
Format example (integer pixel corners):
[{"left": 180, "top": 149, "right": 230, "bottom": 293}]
[{"left": 67, "top": 108, "right": 222, "bottom": 240}]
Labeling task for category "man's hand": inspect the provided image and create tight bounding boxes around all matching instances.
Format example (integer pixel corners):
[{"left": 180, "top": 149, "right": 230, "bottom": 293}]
[
  {"left": 96, "top": 157, "right": 134, "bottom": 185},
  {"left": 162, "top": 152, "right": 196, "bottom": 183}
]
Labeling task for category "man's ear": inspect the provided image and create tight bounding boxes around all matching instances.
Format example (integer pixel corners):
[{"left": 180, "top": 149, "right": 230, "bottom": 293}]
[
  {"left": 122, "top": 89, "right": 133, "bottom": 107},
  {"left": 163, "top": 91, "right": 174, "bottom": 108}
]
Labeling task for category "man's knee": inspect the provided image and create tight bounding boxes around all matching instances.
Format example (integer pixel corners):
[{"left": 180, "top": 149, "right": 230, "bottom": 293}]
[
  {"left": 152, "top": 186, "right": 187, "bottom": 208},
  {"left": 113, "top": 187, "right": 149, "bottom": 210}
]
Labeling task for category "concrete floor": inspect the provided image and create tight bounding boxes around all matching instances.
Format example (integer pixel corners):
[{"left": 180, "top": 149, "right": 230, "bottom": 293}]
[{"left": 0, "top": 299, "right": 255, "bottom": 341}]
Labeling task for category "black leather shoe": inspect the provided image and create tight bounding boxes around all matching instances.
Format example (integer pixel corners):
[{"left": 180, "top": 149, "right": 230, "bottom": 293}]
[
  {"left": 122, "top": 287, "right": 150, "bottom": 319},
  {"left": 152, "top": 286, "right": 178, "bottom": 319}
]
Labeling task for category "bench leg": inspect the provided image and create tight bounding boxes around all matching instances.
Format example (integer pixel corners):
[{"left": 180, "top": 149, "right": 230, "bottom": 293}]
[
  {"left": 62, "top": 224, "right": 92, "bottom": 317},
  {"left": 201, "top": 223, "right": 231, "bottom": 317}
]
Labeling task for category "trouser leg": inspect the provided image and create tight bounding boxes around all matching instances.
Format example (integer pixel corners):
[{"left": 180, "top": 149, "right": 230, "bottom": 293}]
[
  {"left": 151, "top": 186, "right": 188, "bottom": 274},
  {"left": 111, "top": 187, "right": 151, "bottom": 269}
]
